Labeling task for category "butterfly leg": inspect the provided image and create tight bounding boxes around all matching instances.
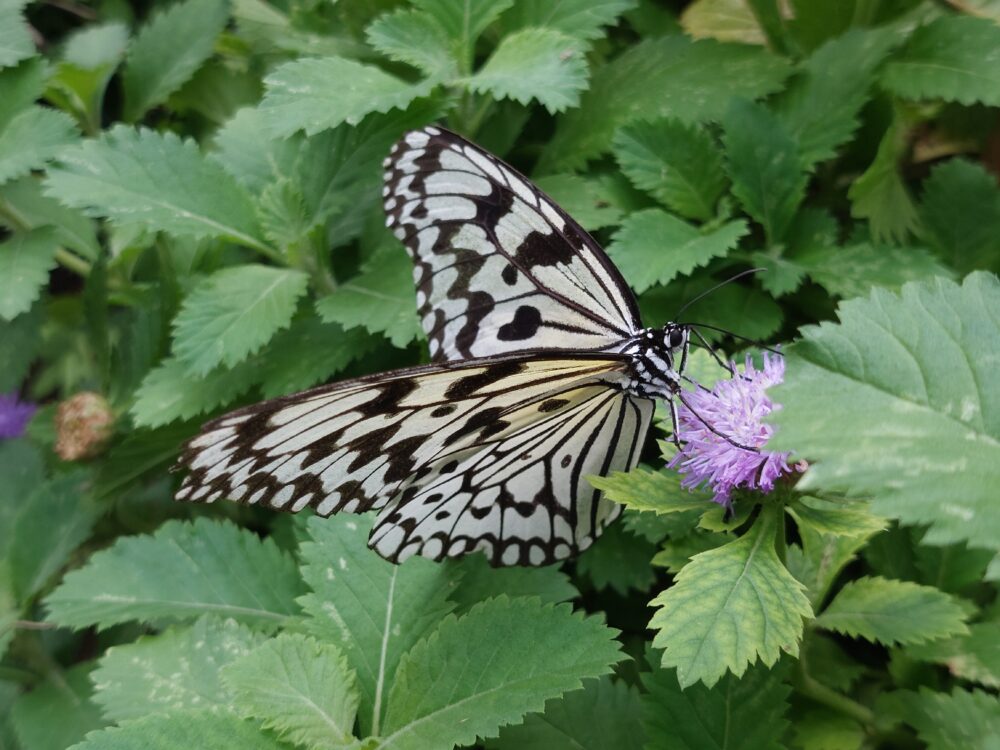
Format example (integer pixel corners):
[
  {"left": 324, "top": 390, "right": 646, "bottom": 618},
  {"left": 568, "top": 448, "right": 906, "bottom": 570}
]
[{"left": 667, "top": 396, "right": 682, "bottom": 450}]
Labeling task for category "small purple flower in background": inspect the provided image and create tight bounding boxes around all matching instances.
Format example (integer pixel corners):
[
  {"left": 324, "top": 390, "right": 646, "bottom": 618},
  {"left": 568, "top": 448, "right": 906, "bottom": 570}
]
[
  {"left": 668, "top": 352, "right": 793, "bottom": 507},
  {"left": 0, "top": 392, "right": 37, "bottom": 440}
]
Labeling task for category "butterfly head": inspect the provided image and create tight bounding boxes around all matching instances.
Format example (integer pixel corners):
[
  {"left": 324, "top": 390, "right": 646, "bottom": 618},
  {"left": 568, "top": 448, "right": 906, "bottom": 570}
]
[{"left": 623, "top": 324, "right": 690, "bottom": 400}]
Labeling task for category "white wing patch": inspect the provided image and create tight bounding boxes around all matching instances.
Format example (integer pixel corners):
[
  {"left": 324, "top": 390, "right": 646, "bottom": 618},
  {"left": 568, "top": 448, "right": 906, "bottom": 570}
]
[{"left": 383, "top": 126, "right": 642, "bottom": 363}]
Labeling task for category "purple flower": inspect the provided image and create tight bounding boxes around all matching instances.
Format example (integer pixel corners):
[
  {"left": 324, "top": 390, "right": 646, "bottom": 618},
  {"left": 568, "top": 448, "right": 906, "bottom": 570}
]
[
  {"left": 668, "top": 352, "right": 792, "bottom": 507},
  {"left": 0, "top": 392, "right": 36, "bottom": 440}
]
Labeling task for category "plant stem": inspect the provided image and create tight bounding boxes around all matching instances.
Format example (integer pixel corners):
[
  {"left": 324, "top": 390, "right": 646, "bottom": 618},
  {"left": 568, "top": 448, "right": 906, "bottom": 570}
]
[
  {"left": 55, "top": 247, "right": 92, "bottom": 276},
  {"left": 793, "top": 654, "right": 876, "bottom": 727},
  {"left": 774, "top": 508, "right": 787, "bottom": 564}
]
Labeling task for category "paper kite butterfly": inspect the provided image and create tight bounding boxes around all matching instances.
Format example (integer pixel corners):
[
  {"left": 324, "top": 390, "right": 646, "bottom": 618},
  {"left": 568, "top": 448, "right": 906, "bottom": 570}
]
[{"left": 176, "top": 126, "right": 696, "bottom": 567}]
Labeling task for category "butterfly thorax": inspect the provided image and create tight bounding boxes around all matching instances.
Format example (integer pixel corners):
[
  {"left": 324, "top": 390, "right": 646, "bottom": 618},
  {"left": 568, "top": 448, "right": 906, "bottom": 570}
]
[{"left": 620, "top": 325, "right": 690, "bottom": 401}]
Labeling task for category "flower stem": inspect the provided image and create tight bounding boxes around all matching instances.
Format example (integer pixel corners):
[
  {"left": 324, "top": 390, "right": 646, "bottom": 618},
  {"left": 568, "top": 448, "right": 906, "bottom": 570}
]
[{"left": 793, "top": 651, "right": 876, "bottom": 727}]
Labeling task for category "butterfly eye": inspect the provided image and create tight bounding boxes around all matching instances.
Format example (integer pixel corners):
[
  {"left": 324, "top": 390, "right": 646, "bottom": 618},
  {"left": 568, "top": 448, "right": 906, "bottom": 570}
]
[{"left": 669, "top": 329, "right": 685, "bottom": 348}]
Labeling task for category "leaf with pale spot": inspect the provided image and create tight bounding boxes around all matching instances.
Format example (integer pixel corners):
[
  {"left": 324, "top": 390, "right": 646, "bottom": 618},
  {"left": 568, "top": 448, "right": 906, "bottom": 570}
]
[
  {"left": 92, "top": 617, "right": 266, "bottom": 720},
  {"left": 908, "top": 622, "right": 1000, "bottom": 688},
  {"left": 297, "top": 514, "right": 457, "bottom": 736},
  {"left": 768, "top": 273, "right": 1000, "bottom": 552}
]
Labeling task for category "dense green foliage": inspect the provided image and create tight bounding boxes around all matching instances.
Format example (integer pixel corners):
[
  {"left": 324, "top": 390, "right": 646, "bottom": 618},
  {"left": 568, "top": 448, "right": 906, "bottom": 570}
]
[{"left": 2, "top": 1, "right": 999, "bottom": 748}]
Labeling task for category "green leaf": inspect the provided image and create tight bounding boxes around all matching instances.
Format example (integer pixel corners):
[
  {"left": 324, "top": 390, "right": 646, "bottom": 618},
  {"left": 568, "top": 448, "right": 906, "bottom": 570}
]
[
  {"left": 607, "top": 209, "right": 746, "bottom": 293},
  {"left": 791, "top": 709, "right": 864, "bottom": 750},
  {"left": 649, "top": 507, "right": 811, "bottom": 687},
  {"left": 365, "top": 9, "right": 456, "bottom": 80},
  {"left": 576, "top": 521, "right": 657, "bottom": 595},
  {"left": 469, "top": 28, "right": 587, "bottom": 113},
  {"left": 722, "top": 98, "right": 807, "bottom": 246},
  {"left": 588, "top": 466, "right": 712, "bottom": 515},
  {"left": 45, "top": 126, "right": 267, "bottom": 251},
  {"left": 787, "top": 497, "right": 886, "bottom": 538},
  {"left": 65, "top": 710, "right": 288, "bottom": 750},
  {"left": 800, "top": 634, "right": 865, "bottom": 693},
  {"left": 848, "top": 117, "right": 918, "bottom": 244},
  {"left": 45, "top": 518, "right": 304, "bottom": 630},
  {"left": 541, "top": 35, "right": 790, "bottom": 172},
  {"left": 0, "top": 438, "right": 44, "bottom": 555},
  {"left": 222, "top": 633, "right": 360, "bottom": 749},
  {"left": 11, "top": 664, "right": 106, "bottom": 750},
  {"left": 768, "top": 274, "right": 1000, "bottom": 552},
  {"left": 882, "top": 15, "right": 1000, "bottom": 107},
  {"left": 379, "top": 596, "right": 622, "bottom": 750},
  {"left": 9, "top": 469, "right": 98, "bottom": 601},
  {"left": 92, "top": 617, "right": 266, "bottom": 720},
  {"left": 532, "top": 173, "right": 623, "bottom": 231},
  {"left": 131, "top": 355, "right": 259, "bottom": 427},
  {"left": 297, "top": 514, "right": 457, "bottom": 736},
  {"left": 260, "top": 56, "right": 431, "bottom": 137},
  {"left": 0, "top": 175, "right": 101, "bottom": 261},
  {"left": 908, "top": 622, "right": 1000, "bottom": 688},
  {"left": 795, "top": 242, "right": 953, "bottom": 300},
  {"left": 912, "top": 531, "right": 995, "bottom": 594},
  {"left": 0, "top": 228, "right": 58, "bottom": 321},
  {"left": 639, "top": 274, "right": 783, "bottom": 343},
  {"left": 414, "top": 0, "right": 514, "bottom": 70},
  {"left": 120, "top": 0, "right": 229, "bottom": 122},
  {"left": 257, "top": 316, "right": 374, "bottom": 399},
  {"left": 0, "top": 0, "right": 32, "bottom": 68},
  {"left": 773, "top": 29, "right": 898, "bottom": 167},
  {"left": 612, "top": 118, "right": 726, "bottom": 221},
  {"left": 0, "top": 295, "right": 40, "bottom": 391},
  {"left": 501, "top": 0, "right": 635, "bottom": 41},
  {"left": 893, "top": 688, "right": 1000, "bottom": 750},
  {"left": 316, "top": 245, "right": 422, "bottom": 348},
  {"left": 493, "top": 676, "right": 642, "bottom": 749},
  {"left": 446, "top": 554, "right": 577, "bottom": 612},
  {"left": 640, "top": 661, "right": 791, "bottom": 750},
  {"left": 815, "top": 576, "right": 967, "bottom": 646},
  {"left": 171, "top": 265, "right": 309, "bottom": 375},
  {"left": 920, "top": 159, "right": 1000, "bottom": 274},
  {"left": 0, "top": 105, "right": 78, "bottom": 185}
]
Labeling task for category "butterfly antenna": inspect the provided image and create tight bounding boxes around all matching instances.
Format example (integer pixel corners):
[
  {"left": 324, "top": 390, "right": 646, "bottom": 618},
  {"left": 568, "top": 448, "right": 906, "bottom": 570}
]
[
  {"left": 681, "top": 323, "right": 782, "bottom": 356},
  {"left": 676, "top": 392, "right": 760, "bottom": 453},
  {"left": 674, "top": 268, "right": 766, "bottom": 320}
]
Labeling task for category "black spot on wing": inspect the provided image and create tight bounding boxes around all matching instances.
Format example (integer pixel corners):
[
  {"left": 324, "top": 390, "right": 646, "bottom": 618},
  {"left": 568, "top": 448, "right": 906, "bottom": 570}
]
[
  {"left": 513, "top": 230, "right": 575, "bottom": 267},
  {"left": 538, "top": 398, "right": 570, "bottom": 413},
  {"left": 444, "top": 360, "right": 525, "bottom": 400},
  {"left": 497, "top": 305, "right": 542, "bottom": 341}
]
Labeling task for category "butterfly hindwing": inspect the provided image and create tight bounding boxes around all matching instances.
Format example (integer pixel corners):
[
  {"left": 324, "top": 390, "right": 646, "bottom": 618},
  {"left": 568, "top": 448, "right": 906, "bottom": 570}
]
[
  {"left": 369, "top": 386, "right": 652, "bottom": 565},
  {"left": 176, "top": 355, "right": 637, "bottom": 559},
  {"left": 383, "top": 126, "right": 641, "bottom": 363}
]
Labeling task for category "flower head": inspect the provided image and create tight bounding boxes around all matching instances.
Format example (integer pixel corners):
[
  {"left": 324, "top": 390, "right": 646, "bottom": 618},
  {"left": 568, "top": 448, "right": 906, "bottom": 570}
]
[
  {"left": 668, "top": 352, "right": 791, "bottom": 507},
  {"left": 0, "top": 392, "right": 36, "bottom": 440}
]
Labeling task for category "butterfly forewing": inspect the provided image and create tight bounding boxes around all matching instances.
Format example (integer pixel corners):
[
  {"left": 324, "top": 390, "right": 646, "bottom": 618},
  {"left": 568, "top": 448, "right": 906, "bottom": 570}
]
[{"left": 383, "top": 126, "right": 641, "bottom": 362}]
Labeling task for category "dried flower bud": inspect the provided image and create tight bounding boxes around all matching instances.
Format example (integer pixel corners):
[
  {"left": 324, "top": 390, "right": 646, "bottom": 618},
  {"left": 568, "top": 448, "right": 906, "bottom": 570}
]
[{"left": 55, "top": 392, "right": 114, "bottom": 461}]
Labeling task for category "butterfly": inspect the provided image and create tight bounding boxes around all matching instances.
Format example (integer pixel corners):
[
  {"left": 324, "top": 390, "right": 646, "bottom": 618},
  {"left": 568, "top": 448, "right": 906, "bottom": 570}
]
[{"left": 175, "top": 126, "right": 695, "bottom": 567}]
